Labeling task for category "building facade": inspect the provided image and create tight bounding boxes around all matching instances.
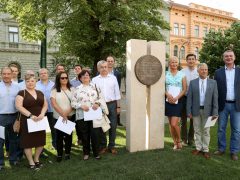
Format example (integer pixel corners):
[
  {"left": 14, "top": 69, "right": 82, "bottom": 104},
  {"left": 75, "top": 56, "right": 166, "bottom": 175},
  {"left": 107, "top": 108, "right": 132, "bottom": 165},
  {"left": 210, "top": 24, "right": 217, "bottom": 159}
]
[
  {"left": 0, "top": 13, "right": 59, "bottom": 79},
  {"left": 169, "top": 2, "right": 237, "bottom": 67}
]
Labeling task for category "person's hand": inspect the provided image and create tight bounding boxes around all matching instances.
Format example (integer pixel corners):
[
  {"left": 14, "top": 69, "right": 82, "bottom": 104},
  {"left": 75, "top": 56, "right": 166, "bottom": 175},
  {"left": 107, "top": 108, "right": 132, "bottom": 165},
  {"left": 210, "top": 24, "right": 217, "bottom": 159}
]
[
  {"left": 31, "top": 115, "right": 38, "bottom": 122},
  {"left": 167, "top": 94, "right": 174, "bottom": 104},
  {"left": 81, "top": 105, "right": 89, "bottom": 112},
  {"left": 36, "top": 113, "right": 45, "bottom": 121},
  {"left": 171, "top": 97, "right": 178, "bottom": 104},
  {"left": 117, "top": 107, "right": 121, "bottom": 114},
  {"left": 92, "top": 103, "right": 99, "bottom": 110},
  {"left": 211, "top": 115, "right": 218, "bottom": 121},
  {"left": 188, "top": 114, "right": 192, "bottom": 119}
]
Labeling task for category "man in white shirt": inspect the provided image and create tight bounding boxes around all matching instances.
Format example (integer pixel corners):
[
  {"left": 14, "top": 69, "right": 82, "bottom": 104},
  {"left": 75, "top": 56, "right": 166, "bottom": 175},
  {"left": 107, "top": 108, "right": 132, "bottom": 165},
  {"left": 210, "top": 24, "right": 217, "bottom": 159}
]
[
  {"left": 106, "top": 56, "right": 122, "bottom": 126},
  {"left": 181, "top": 54, "right": 199, "bottom": 146},
  {"left": 187, "top": 63, "right": 218, "bottom": 159},
  {"left": 92, "top": 60, "right": 121, "bottom": 154}
]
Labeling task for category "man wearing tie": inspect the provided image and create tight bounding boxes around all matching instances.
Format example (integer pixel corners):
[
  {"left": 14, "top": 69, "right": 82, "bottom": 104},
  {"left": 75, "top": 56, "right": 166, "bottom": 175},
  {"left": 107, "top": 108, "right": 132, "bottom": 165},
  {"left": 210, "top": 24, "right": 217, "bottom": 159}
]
[
  {"left": 214, "top": 50, "right": 240, "bottom": 161},
  {"left": 187, "top": 63, "right": 218, "bottom": 159}
]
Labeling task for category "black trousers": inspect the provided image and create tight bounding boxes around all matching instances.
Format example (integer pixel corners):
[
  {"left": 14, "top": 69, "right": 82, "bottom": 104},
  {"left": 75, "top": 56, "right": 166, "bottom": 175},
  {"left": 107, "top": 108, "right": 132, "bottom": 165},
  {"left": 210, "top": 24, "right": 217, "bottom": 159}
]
[
  {"left": 55, "top": 116, "right": 74, "bottom": 157},
  {"left": 76, "top": 120, "right": 100, "bottom": 157},
  {"left": 46, "top": 112, "right": 57, "bottom": 148},
  {"left": 181, "top": 96, "right": 194, "bottom": 143}
]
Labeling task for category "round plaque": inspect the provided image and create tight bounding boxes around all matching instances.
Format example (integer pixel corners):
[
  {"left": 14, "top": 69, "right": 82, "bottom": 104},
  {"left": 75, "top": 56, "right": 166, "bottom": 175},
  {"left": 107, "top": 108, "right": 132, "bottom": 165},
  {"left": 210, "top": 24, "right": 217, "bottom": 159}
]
[{"left": 134, "top": 55, "right": 162, "bottom": 86}]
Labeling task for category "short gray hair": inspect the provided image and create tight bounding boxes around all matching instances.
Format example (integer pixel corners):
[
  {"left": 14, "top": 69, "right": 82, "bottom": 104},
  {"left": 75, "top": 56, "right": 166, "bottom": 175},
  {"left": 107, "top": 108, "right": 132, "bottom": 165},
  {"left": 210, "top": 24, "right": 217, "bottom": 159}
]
[
  {"left": 197, "top": 63, "right": 208, "bottom": 70},
  {"left": 97, "top": 60, "right": 107, "bottom": 68},
  {"left": 39, "top": 68, "right": 49, "bottom": 74}
]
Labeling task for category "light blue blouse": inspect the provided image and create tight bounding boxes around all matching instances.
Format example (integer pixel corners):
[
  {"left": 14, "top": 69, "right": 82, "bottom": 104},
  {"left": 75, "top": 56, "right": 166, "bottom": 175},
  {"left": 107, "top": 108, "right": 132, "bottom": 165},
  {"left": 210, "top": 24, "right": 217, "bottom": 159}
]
[{"left": 165, "top": 71, "right": 185, "bottom": 91}]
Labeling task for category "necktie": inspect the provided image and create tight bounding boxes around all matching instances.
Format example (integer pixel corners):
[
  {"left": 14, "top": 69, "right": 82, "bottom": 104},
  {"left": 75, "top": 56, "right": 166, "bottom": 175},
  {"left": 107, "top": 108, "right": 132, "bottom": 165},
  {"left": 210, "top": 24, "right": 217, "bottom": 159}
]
[{"left": 201, "top": 80, "right": 204, "bottom": 94}]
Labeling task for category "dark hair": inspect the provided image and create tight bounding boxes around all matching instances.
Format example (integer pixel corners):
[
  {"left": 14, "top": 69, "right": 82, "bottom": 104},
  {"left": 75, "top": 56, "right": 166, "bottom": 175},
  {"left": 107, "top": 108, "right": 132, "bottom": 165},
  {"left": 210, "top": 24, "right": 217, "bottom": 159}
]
[
  {"left": 74, "top": 64, "right": 83, "bottom": 69},
  {"left": 54, "top": 72, "right": 72, "bottom": 92},
  {"left": 105, "top": 55, "right": 115, "bottom": 61},
  {"left": 186, "top": 54, "right": 196, "bottom": 60},
  {"left": 78, "top": 69, "right": 91, "bottom": 82},
  {"left": 55, "top": 64, "right": 65, "bottom": 70}
]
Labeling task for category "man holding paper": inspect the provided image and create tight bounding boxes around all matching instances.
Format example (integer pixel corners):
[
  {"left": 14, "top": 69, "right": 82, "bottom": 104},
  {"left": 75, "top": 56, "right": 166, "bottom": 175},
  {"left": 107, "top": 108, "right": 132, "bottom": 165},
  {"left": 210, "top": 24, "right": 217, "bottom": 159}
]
[
  {"left": 187, "top": 63, "right": 218, "bottom": 159},
  {"left": 0, "top": 67, "right": 20, "bottom": 170}
]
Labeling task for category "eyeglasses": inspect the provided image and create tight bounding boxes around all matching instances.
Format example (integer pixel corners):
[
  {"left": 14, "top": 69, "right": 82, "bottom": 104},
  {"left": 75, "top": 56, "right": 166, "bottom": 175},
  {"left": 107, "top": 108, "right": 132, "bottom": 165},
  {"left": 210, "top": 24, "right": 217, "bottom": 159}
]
[{"left": 60, "top": 77, "right": 68, "bottom": 80}]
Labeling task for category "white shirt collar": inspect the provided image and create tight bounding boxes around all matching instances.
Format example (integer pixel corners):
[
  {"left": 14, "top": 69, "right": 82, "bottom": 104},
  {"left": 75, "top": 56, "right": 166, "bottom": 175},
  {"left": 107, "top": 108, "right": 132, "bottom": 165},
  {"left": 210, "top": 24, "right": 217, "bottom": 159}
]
[{"left": 225, "top": 65, "right": 235, "bottom": 70}]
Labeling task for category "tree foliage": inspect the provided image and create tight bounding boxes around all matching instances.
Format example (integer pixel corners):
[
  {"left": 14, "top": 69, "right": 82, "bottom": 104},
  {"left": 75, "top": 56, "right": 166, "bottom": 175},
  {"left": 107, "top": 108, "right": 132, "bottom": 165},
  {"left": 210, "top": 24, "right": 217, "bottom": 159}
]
[
  {"left": 200, "top": 22, "right": 240, "bottom": 76},
  {"left": 1, "top": 0, "right": 170, "bottom": 74}
]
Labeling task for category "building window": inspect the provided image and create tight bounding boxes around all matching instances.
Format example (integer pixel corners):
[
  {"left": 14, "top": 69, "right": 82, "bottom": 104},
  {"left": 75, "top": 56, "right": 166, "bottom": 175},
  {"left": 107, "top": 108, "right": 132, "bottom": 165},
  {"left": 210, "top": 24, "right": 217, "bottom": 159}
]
[
  {"left": 203, "top": 27, "right": 208, "bottom": 37},
  {"left": 9, "top": 26, "right": 19, "bottom": 48},
  {"left": 173, "top": 23, "right": 179, "bottom": 35},
  {"left": 194, "top": 25, "right": 199, "bottom": 37},
  {"left": 173, "top": 45, "right": 178, "bottom": 57},
  {"left": 195, "top": 47, "right": 199, "bottom": 59},
  {"left": 180, "top": 46, "right": 185, "bottom": 59},
  {"left": 181, "top": 24, "right": 186, "bottom": 36}
]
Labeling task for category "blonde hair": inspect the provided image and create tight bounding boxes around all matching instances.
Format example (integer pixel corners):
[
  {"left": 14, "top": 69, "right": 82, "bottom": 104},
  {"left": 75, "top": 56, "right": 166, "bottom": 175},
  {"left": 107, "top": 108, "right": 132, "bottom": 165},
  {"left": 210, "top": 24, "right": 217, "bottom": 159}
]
[
  {"left": 25, "top": 74, "right": 36, "bottom": 81},
  {"left": 168, "top": 56, "right": 179, "bottom": 64}
]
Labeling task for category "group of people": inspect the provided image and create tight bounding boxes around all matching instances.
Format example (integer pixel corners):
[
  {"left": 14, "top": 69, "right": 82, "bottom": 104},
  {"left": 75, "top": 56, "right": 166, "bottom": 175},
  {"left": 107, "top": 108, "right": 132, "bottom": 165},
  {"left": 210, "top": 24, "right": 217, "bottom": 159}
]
[
  {"left": 0, "top": 55, "right": 121, "bottom": 171},
  {"left": 166, "top": 50, "right": 240, "bottom": 161},
  {"left": 0, "top": 50, "right": 239, "bottom": 172}
]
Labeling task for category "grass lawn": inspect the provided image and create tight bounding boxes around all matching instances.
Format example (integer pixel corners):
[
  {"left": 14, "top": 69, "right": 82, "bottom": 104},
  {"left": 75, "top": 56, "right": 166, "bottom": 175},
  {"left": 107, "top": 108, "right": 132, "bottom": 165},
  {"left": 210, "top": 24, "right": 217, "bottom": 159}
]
[{"left": 0, "top": 123, "right": 240, "bottom": 180}]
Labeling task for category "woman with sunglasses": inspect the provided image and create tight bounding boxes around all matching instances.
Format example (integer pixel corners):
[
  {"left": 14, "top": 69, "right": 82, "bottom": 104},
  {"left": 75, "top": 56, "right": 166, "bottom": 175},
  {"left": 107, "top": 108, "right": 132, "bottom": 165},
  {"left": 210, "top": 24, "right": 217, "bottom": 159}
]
[{"left": 51, "top": 72, "right": 75, "bottom": 162}]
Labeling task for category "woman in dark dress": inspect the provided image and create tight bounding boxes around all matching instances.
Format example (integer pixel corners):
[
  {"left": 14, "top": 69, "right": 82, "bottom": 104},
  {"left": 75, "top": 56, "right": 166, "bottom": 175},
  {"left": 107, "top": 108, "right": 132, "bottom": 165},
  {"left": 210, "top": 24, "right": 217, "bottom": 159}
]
[{"left": 15, "top": 74, "right": 48, "bottom": 170}]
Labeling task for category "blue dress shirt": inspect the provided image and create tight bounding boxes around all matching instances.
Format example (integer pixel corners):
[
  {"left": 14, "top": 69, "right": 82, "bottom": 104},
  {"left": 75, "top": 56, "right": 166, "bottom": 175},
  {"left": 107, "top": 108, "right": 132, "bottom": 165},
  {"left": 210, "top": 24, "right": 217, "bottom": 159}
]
[
  {"left": 36, "top": 80, "right": 55, "bottom": 112},
  {"left": 0, "top": 81, "right": 20, "bottom": 114}
]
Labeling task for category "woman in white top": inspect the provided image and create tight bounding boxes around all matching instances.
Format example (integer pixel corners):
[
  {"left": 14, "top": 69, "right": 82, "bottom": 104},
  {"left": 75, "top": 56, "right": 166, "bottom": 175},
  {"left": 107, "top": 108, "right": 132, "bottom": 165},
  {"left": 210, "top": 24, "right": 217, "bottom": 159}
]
[
  {"left": 71, "top": 69, "right": 108, "bottom": 160},
  {"left": 51, "top": 72, "right": 75, "bottom": 162}
]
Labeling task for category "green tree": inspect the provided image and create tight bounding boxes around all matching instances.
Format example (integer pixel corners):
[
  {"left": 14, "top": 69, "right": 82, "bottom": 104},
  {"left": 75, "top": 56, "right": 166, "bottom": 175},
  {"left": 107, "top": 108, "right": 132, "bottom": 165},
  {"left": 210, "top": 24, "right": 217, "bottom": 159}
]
[
  {"left": 55, "top": 0, "right": 170, "bottom": 73},
  {"left": 200, "top": 22, "right": 240, "bottom": 76},
  {"left": 1, "top": 0, "right": 170, "bottom": 74}
]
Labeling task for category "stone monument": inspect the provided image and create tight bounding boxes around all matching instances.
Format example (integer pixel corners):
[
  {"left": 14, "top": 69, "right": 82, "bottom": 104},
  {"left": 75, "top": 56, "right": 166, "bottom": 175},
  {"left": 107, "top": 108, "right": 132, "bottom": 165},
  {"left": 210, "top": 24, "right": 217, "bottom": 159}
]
[{"left": 126, "top": 39, "right": 165, "bottom": 152}]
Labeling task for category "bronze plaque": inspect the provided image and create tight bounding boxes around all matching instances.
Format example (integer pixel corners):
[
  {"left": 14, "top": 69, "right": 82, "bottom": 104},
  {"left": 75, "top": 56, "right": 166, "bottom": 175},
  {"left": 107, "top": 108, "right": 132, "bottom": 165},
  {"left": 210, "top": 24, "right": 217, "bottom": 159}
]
[{"left": 134, "top": 55, "right": 162, "bottom": 86}]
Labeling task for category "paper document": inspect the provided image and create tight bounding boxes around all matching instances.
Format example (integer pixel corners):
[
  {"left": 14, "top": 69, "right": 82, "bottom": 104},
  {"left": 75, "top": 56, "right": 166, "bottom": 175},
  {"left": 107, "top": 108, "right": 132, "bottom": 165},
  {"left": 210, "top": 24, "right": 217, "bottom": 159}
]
[
  {"left": 166, "top": 86, "right": 181, "bottom": 104},
  {"left": 84, "top": 107, "right": 102, "bottom": 121},
  {"left": 27, "top": 116, "right": 49, "bottom": 133},
  {"left": 204, "top": 116, "right": 218, "bottom": 128},
  {"left": 54, "top": 116, "right": 76, "bottom": 135},
  {"left": 0, "top": 126, "right": 5, "bottom": 140}
]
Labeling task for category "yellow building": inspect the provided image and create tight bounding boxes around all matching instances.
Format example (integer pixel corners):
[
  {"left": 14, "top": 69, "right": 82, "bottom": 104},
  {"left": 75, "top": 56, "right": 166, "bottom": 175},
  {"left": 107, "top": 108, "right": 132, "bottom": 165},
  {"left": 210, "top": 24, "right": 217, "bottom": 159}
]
[{"left": 169, "top": 2, "right": 237, "bottom": 67}]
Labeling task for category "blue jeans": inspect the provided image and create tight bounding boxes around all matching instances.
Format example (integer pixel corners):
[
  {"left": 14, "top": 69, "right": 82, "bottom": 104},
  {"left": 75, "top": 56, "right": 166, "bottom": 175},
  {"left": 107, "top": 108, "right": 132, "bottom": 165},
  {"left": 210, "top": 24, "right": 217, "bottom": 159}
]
[
  {"left": 218, "top": 103, "right": 240, "bottom": 153},
  {"left": 100, "top": 102, "right": 117, "bottom": 149},
  {"left": 0, "top": 114, "right": 18, "bottom": 166}
]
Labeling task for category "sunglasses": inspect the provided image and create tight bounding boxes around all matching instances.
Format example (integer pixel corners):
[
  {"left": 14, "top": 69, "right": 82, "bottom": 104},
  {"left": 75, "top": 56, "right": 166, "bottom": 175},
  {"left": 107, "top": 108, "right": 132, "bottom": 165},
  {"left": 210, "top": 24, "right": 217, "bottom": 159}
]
[{"left": 60, "top": 77, "right": 68, "bottom": 80}]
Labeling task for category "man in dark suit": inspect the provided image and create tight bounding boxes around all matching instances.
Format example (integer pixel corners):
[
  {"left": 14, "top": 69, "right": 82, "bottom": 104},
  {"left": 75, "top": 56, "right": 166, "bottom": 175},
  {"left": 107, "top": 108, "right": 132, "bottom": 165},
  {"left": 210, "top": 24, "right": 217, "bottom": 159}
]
[
  {"left": 214, "top": 50, "right": 240, "bottom": 161},
  {"left": 187, "top": 63, "right": 218, "bottom": 159},
  {"left": 106, "top": 55, "right": 122, "bottom": 126}
]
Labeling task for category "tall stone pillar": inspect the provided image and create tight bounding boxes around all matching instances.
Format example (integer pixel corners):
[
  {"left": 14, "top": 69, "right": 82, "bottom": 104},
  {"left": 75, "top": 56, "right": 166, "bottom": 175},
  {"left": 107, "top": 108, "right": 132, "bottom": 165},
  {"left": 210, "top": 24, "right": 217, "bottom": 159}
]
[{"left": 126, "top": 39, "right": 165, "bottom": 152}]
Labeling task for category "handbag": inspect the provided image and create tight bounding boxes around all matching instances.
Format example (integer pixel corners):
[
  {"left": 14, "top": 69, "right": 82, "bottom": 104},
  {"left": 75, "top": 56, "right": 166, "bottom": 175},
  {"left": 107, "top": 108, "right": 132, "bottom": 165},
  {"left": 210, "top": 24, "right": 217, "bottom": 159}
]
[
  {"left": 13, "top": 113, "right": 21, "bottom": 133},
  {"left": 94, "top": 84, "right": 110, "bottom": 132},
  {"left": 13, "top": 90, "right": 26, "bottom": 133}
]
